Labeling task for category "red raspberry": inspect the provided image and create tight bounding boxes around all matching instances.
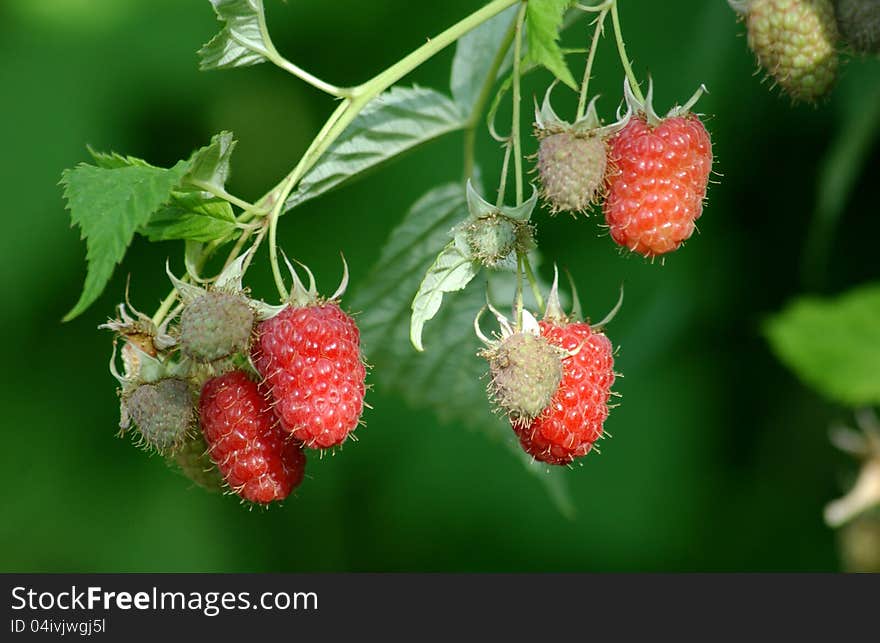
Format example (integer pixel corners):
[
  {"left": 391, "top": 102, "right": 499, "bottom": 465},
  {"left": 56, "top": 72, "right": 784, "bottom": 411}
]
[
  {"left": 604, "top": 114, "right": 712, "bottom": 257},
  {"left": 513, "top": 320, "right": 615, "bottom": 465},
  {"left": 252, "top": 303, "right": 366, "bottom": 449},
  {"left": 199, "top": 370, "right": 305, "bottom": 504}
]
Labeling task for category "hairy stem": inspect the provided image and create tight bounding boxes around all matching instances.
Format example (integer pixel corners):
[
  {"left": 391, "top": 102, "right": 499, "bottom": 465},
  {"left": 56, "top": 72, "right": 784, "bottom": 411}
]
[
  {"left": 576, "top": 7, "right": 610, "bottom": 120},
  {"left": 522, "top": 253, "right": 544, "bottom": 315},
  {"left": 611, "top": 1, "right": 644, "bottom": 103},
  {"left": 511, "top": 2, "right": 527, "bottom": 206}
]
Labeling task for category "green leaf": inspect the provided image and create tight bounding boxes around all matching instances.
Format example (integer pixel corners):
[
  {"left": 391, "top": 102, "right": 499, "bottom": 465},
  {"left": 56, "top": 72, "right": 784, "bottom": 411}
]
[
  {"left": 450, "top": 5, "right": 518, "bottom": 116},
  {"left": 410, "top": 239, "right": 479, "bottom": 352},
  {"left": 183, "top": 130, "right": 237, "bottom": 192},
  {"left": 764, "top": 284, "right": 880, "bottom": 407},
  {"left": 61, "top": 161, "right": 189, "bottom": 320},
  {"left": 284, "top": 86, "right": 466, "bottom": 210},
  {"left": 140, "top": 192, "right": 236, "bottom": 243},
  {"left": 525, "top": 0, "right": 577, "bottom": 90},
  {"left": 351, "top": 184, "right": 574, "bottom": 516},
  {"left": 87, "top": 147, "right": 152, "bottom": 169},
  {"left": 198, "top": 0, "right": 273, "bottom": 71}
]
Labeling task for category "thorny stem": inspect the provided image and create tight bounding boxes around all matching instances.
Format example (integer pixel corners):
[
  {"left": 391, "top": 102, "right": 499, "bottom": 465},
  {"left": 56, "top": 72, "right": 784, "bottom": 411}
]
[
  {"left": 576, "top": 5, "right": 610, "bottom": 120},
  {"left": 610, "top": 1, "right": 644, "bottom": 103}
]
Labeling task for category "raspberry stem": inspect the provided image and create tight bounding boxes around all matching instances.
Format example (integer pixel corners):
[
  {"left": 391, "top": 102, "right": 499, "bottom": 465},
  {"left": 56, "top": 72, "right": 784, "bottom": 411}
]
[
  {"left": 148, "top": 0, "right": 522, "bottom": 320},
  {"left": 522, "top": 253, "right": 545, "bottom": 315},
  {"left": 610, "top": 1, "right": 644, "bottom": 104},
  {"left": 576, "top": 4, "right": 611, "bottom": 121},
  {"left": 511, "top": 2, "right": 527, "bottom": 206}
]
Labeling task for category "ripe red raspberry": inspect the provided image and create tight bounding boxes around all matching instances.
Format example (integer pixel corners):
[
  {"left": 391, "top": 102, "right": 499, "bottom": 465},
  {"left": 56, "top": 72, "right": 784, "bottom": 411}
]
[
  {"left": 199, "top": 370, "right": 305, "bottom": 504},
  {"left": 252, "top": 303, "right": 366, "bottom": 449},
  {"left": 514, "top": 320, "right": 615, "bottom": 465},
  {"left": 604, "top": 113, "right": 712, "bottom": 257}
]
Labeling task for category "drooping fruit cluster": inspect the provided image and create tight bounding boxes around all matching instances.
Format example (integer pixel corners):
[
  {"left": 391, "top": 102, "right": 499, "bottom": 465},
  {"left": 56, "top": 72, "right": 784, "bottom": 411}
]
[
  {"left": 532, "top": 81, "right": 713, "bottom": 259},
  {"left": 835, "top": 0, "right": 880, "bottom": 54},
  {"left": 102, "top": 253, "right": 367, "bottom": 506},
  {"left": 478, "top": 274, "right": 619, "bottom": 466},
  {"left": 731, "top": 0, "right": 839, "bottom": 101}
]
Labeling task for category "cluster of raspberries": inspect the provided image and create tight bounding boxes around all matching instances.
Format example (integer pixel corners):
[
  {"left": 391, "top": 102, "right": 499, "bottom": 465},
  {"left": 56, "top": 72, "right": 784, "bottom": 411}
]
[{"left": 104, "top": 260, "right": 366, "bottom": 506}]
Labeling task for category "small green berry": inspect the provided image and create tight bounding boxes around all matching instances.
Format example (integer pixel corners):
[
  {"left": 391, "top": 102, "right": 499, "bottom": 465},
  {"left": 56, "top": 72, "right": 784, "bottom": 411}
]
[
  {"left": 536, "top": 131, "right": 607, "bottom": 214},
  {"left": 483, "top": 332, "right": 563, "bottom": 424},
  {"left": 179, "top": 291, "right": 254, "bottom": 362},
  {"left": 124, "top": 378, "right": 193, "bottom": 454}
]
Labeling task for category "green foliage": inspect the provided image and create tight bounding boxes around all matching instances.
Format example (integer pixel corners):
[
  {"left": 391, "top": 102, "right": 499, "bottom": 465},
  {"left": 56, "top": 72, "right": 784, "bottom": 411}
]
[
  {"left": 61, "top": 160, "right": 190, "bottom": 321},
  {"left": 765, "top": 284, "right": 880, "bottom": 407},
  {"left": 410, "top": 238, "right": 479, "bottom": 352},
  {"left": 198, "top": 0, "right": 272, "bottom": 71},
  {"left": 352, "top": 184, "right": 573, "bottom": 515},
  {"left": 284, "top": 86, "right": 467, "bottom": 211},
  {"left": 184, "top": 130, "right": 237, "bottom": 191},
  {"left": 62, "top": 132, "right": 240, "bottom": 319},
  {"left": 139, "top": 193, "right": 236, "bottom": 243},
  {"left": 525, "top": 0, "right": 577, "bottom": 90}
]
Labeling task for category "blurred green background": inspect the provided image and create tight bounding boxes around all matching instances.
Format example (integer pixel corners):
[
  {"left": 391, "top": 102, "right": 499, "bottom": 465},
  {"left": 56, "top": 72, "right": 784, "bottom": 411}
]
[{"left": 1, "top": 0, "right": 878, "bottom": 572}]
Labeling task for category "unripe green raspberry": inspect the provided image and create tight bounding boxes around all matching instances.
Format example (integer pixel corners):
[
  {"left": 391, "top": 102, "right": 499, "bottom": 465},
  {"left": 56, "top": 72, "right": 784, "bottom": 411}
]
[
  {"left": 483, "top": 332, "right": 563, "bottom": 424},
  {"left": 745, "top": 0, "right": 839, "bottom": 101},
  {"left": 171, "top": 433, "right": 224, "bottom": 492},
  {"left": 835, "top": 0, "right": 880, "bottom": 54},
  {"left": 179, "top": 291, "right": 255, "bottom": 362},
  {"left": 464, "top": 214, "right": 531, "bottom": 268},
  {"left": 536, "top": 131, "right": 607, "bottom": 214},
  {"left": 124, "top": 378, "right": 193, "bottom": 454}
]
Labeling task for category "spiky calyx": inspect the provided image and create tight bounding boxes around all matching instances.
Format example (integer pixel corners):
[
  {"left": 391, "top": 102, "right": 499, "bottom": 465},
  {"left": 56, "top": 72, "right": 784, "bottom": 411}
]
[
  {"left": 170, "top": 433, "right": 224, "bottom": 492},
  {"left": 836, "top": 0, "right": 880, "bottom": 54},
  {"left": 483, "top": 332, "right": 564, "bottom": 424},
  {"left": 743, "top": 0, "right": 839, "bottom": 101},
  {"left": 536, "top": 131, "right": 608, "bottom": 214},
  {"left": 179, "top": 291, "right": 255, "bottom": 363},
  {"left": 122, "top": 378, "right": 194, "bottom": 454}
]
